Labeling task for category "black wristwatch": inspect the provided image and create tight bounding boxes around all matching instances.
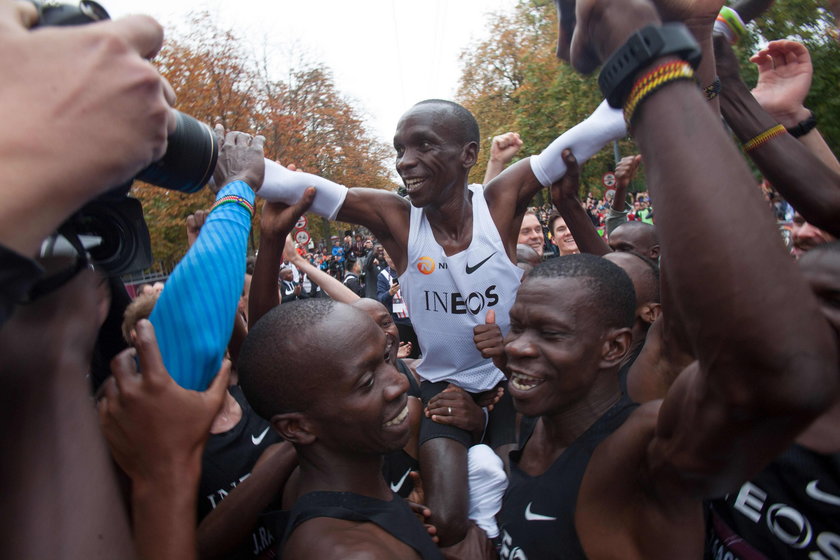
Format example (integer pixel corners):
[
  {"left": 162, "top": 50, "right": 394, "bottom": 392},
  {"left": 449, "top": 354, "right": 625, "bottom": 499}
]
[
  {"left": 599, "top": 23, "right": 702, "bottom": 108},
  {"left": 786, "top": 111, "right": 817, "bottom": 138}
]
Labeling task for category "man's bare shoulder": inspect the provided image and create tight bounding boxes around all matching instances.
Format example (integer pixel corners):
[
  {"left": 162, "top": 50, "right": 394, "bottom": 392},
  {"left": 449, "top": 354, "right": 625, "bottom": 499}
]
[{"left": 284, "top": 517, "right": 422, "bottom": 560}]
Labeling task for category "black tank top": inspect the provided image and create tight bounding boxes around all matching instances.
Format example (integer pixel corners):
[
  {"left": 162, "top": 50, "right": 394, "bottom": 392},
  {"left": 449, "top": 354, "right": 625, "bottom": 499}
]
[
  {"left": 498, "top": 395, "right": 637, "bottom": 560},
  {"left": 199, "top": 385, "right": 283, "bottom": 558},
  {"left": 706, "top": 445, "right": 840, "bottom": 560},
  {"left": 282, "top": 491, "right": 443, "bottom": 560}
]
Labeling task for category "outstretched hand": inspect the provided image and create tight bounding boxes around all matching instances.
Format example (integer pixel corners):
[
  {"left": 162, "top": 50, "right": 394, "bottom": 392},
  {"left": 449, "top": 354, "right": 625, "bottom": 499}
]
[
  {"left": 98, "top": 319, "right": 230, "bottom": 483},
  {"left": 750, "top": 40, "right": 813, "bottom": 127},
  {"left": 425, "top": 384, "right": 486, "bottom": 436},
  {"left": 212, "top": 126, "right": 266, "bottom": 193}
]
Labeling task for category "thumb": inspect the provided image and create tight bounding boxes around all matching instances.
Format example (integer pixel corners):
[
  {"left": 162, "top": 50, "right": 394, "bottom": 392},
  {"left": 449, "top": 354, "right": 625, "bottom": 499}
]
[
  {"left": 292, "top": 187, "right": 317, "bottom": 215},
  {"left": 486, "top": 309, "right": 496, "bottom": 325}
]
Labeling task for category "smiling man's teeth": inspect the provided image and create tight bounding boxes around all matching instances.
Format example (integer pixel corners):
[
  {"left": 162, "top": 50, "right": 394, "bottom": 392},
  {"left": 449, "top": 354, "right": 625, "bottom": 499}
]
[
  {"left": 384, "top": 404, "right": 409, "bottom": 427},
  {"left": 404, "top": 178, "right": 424, "bottom": 191},
  {"left": 510, "top": 372, "right": 542, "bottom": 391}
]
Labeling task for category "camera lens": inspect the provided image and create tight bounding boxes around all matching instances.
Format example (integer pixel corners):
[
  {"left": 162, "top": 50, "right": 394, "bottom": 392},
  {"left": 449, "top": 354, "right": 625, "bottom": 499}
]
[
  {"left": 135, "top": 111, "right": 219, "bottom": 193},
  {"left": 71, "top": 198, "right": 152, "bottom": 276}
]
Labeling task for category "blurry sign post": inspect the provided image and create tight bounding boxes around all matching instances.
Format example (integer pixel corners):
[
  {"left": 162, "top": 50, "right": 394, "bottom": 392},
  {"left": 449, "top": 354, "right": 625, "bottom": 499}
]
[
  {"left": 294, "top": 230, "right": 311, "bottom": 245},
  {"left": 295, "top": 216, "right": 308, "bottom": 230},
  {"left": 602, "top": 172, "right": 616, "bottom": 189}
]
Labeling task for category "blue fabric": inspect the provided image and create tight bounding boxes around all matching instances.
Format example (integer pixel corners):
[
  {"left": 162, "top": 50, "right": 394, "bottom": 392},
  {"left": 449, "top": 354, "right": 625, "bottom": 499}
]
[{"left": 150, "top": 181, "right": 254, "bottom": 390}]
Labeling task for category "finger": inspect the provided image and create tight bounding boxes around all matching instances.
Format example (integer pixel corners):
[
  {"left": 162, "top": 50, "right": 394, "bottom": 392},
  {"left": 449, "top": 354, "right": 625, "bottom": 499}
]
[
  {"left": 13, "top": 1, "right": 38, "bottom": 28},
  {"left": 252, "top": 135, "right": 266, "bottom": 153},
  {"left": 132, "top": 319, "right": 168, "bottom": 384},
  {"left": 485, "top": 308, "right": 496, "bottom": 325},
  {"left": 214, "top": 124, "right": 226, "bottom": 147},
  {"left": 103, "top": 15, "right": 165, "bottom": 60},
  {"left": 196, "top": 209, "right": 207, "bottom": 226},
  {"left": 186, "top": 214, "right": 197, "bottom": 230},
  {"left": 563, "top": 149, "right": 580, "bottom": 177},
  {"left": 110, "top": 347, "right": 138, "bottom": 392},
  {"left": 291, "top": 187, "right": 317, "bottom": 215},
  {"left": 768, "top": 49, "right": 786, "bottom": 70},
  {"left": 287, "top": 163, "right": 298, "bottom": 172}
]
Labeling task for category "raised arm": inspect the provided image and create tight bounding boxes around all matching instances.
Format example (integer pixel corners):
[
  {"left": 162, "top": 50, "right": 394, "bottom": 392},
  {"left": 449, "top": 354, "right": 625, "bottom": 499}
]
[
  {"left": 715, "top": 36, "right": 840, "bottom": 236},
  {"left": 249, "top": 190, "right": 316, "bottom": 328},
  {"left": 149, "top": 129, "right": 262, "bottom": 390},
  {"left": 484, "top": 100, "right": 627, "bottom": 247},
  {"left": 562, "top": 0, "right": 837, "bottom": 496},
  {"left": 605, "top": 155, "right": 641, "bottom": 236},
  {"left": 285, "top": 244, "right": 360, "bottom": 304},
  {"left": 550, "top": 150, "right": 611, "bottom": 256}
]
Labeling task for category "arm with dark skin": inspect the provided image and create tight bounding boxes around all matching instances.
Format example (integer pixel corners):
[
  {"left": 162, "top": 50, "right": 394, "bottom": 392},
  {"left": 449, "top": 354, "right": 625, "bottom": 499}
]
[
  {"left": 197, "top": 442, "right": 298, "bottom": 560},
  {"left": 605, "top": 155, "right": 641, "bottom": 236},
  {"left": 248, "top": 189, "right": 316, "bottom": 328},
  {"left": 550, "top": 149, "right": 611, "bottom": 256},
  {"left": 556, "top": 0, "right": 837, "bottom": 555},
  {"left": 286, "top": 244, "right": 359, "bottom": 304},
  {"left": 99, "top": 320, "right": 231, "bottom": 560},
  {"left": 715, "top": 35, "right": 840, "bottom": 236}
]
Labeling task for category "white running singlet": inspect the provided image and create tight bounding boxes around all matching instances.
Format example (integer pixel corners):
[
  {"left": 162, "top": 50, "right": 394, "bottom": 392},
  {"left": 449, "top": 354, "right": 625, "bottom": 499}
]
[{"left": 400, "top": 184, "right": 523, "bottom": 392}]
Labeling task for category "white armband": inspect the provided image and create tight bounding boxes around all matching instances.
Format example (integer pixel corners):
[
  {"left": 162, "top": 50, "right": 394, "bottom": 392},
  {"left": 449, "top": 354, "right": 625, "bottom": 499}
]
[
  {"left": 259, "top": 159, "right": 349, "bottom": 220},
  {"left": 530, "top": 99, "right": 627, "bottom": 188}
]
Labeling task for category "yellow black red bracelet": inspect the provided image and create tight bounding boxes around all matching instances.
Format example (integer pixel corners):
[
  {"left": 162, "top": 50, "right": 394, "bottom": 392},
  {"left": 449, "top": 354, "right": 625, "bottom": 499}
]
[
  {"left": 742, "top": 124, "right": 787, "bottom": 152},
  {"left": 623, "top": 60, "right": 696, "bottom": 125},
  {"left": 211, "top": 195, "right": 255, "bottom": 218}
]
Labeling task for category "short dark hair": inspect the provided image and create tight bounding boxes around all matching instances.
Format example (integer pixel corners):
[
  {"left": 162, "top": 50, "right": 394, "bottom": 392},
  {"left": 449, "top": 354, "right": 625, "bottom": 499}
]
[
  {"left": 528, "top": 254, "right": 636, "bottom": 329},
  {"left": 238, "top": 299, "right": 338, "bottom": 419},
  {"left": 414, "top": 99, "right": 480, "bottom": 146}
]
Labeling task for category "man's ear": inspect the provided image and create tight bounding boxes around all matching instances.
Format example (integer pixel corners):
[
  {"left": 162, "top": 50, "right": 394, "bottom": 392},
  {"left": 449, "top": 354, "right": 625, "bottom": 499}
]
[
  {"left": 462, "top": 141, "right": 478, "bottom": 169},
  {"left": 272, "top": 412, "right": 316, "bottom": 446},
  {"left": 599, "top": 328, "right": 633, "bottom": 368},
  {"left": 640, "top": 302, "right": 662, "bottom": 326},
  {"left": 649, "top": 244, "right": 661, "bottom": 260}
]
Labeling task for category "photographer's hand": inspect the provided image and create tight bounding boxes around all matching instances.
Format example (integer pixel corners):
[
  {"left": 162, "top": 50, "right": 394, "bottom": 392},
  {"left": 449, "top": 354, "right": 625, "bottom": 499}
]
[
  {"left": 212, "top": 126, "right": 266, "bottom": 193},
  {"left": 0, "top": 11, "right": 176, "bottom": 257}
]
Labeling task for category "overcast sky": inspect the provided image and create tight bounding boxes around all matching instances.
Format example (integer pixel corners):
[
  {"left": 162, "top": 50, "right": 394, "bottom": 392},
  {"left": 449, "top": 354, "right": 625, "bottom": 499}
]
[{"left": 104, "top": 0, "right": 519, "bottom": 148}]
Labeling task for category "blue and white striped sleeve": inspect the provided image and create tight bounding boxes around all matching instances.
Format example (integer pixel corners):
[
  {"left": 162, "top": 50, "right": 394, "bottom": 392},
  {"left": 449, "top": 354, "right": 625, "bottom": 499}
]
[{"left": 149, "top": 181, "right": 254, "bottom": 390}]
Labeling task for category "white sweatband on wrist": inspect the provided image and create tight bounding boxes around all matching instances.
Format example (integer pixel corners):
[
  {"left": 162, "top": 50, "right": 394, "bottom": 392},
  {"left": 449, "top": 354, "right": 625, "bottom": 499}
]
[
  {"left": 530, "top": 100, "right": 627, "bottom": 188},
  {"left": 467, "top": 444, "right": 507, "bottom": 539},
  {"left": 259, "top": 159, "right": 349, "bottom": 220}
]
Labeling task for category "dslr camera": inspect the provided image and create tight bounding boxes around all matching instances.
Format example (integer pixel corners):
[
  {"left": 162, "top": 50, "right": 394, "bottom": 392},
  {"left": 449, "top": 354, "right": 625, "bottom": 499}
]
[{"left": 34, "top": 1, "right": 219, "bottom": 275}]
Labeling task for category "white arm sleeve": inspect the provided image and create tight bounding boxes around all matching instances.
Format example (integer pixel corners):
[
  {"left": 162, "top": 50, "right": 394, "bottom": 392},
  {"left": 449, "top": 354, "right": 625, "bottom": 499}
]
[
  {"left": 258, "top": 159, "right": 349, "bottom": 220},
  {"left": 529, "top": 100, "right": 627, "bottom": 188}
]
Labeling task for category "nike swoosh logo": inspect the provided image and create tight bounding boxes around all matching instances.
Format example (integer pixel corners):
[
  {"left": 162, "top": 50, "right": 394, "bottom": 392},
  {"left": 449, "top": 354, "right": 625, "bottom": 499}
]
[
  {"left": 251, "top": 427, "right": 270, "bottom": 446},
  {"left": 390, "top": 468, "right": 412, "bottom": 493},
  {"left": 525, "top": 502, "right": 557, "bottom": 521},
  {"left": 806, "top": 480, "right": 840, "bottom": 506},
  {"left": 466, "top": 252, "right": 496, "bottom": 274}
]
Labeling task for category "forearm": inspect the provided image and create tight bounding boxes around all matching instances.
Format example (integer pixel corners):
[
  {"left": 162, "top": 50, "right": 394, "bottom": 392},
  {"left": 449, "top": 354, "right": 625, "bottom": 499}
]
[
  {"left": 604, "top": 207, "right": 629, "bottom": 237},
  {"left": 635, "top": 76, "right": 835, "bottom": 398},
  {"left": 293, "top": 258, "right": 358, "bottom": 303},
  {"left": 197, "top": 444, "right": 297, "bottom": 560},
  {"left": 259, "top": 160, "right": 347, "bottom": 220},
  {"left": 720, "top": 82, "right": 840, "bottom": 235},
  {"left": 150, "top": 182, "right": 253, "bottom": 391},
  {"left": 482, "top": 158, "right": 506, "bottom": 185},
  {"left": 249, "top": 233, "right": 284, "bottom": 328},
  {"left": 529, "top": 100, "right": 626, "bottom": 187},
  {"left": 556, "top": 197, "right": 611, "bottom": 256},
  {"left": 376, "top": 276, "right": 393, "bottom": 305},
  {"left": 132, "top": 466, "right": 201, "bottom": 560}
]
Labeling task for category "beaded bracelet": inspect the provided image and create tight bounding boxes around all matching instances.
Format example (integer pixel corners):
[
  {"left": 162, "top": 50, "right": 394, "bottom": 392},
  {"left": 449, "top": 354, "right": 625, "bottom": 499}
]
[
  {"left": 742, "top": 124, "right": 787, "bottom": 152},
  {"left": 211, "top": 194, "right": 255, "bottom": 218},
  {"left": 623, "top": 60, "right": 696, "bottom": 125},
  {"left": 704, "top": 77, "right": 721, "bottom": 101}
]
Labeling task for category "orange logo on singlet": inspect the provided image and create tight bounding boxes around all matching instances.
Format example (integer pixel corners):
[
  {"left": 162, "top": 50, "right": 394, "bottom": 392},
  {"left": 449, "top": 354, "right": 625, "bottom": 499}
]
[{"left": 417, "top": 256, "right": 435, "bottom": 275}]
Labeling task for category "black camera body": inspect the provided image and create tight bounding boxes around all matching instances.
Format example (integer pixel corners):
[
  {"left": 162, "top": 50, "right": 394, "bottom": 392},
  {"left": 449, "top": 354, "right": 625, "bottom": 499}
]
[{"left": 34, "top": 1, "right": 219, "bottom": 275}]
